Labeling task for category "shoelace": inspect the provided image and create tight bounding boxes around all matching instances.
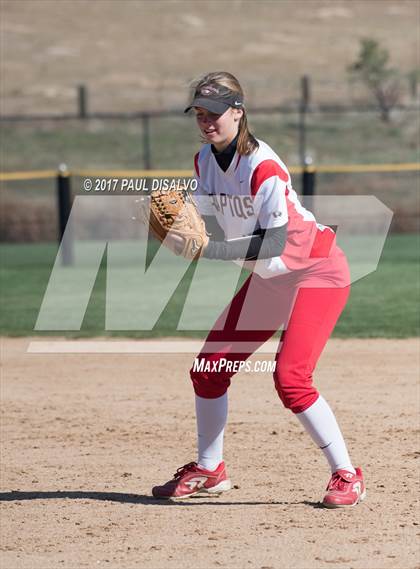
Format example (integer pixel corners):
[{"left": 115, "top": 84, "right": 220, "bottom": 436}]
[
  {"left": 327, "top": 472, "right": 350, "bottom": 492},
  {"left": 173, "top": 461, "right": 198, "bottom": 480}
]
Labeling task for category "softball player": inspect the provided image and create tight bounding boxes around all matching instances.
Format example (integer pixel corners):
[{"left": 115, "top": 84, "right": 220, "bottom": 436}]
[{"left": 152, "top": 72, "right": 366, "bottom": 508}]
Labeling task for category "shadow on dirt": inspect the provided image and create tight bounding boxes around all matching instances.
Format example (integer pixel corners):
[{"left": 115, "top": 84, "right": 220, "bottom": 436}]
[{"left": 0, "top": 491, "right": 324, "bottom": 508}]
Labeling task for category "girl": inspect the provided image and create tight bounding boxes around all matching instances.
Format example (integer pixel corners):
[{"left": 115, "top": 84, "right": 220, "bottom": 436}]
[{"left": 152, "top": 72, "right": 366, "bottom": 508}]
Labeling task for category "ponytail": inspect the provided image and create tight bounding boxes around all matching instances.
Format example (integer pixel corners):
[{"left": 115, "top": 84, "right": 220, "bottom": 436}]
[{"left": 237, "top": 111, "right": 259, "bottom": 156}]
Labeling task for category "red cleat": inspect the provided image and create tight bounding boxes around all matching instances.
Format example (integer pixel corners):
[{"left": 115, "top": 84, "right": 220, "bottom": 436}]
[
  {"left": 152, "top": 461, "right": 231, "bottom": 500},
  {"left": 322, "top": 467, "right": 366, "bottom": 508}
]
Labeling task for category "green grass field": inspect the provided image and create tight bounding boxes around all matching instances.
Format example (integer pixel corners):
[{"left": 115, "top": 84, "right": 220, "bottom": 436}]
[{"left": 0, "top": 234, "right": 418, "bottom": 338}]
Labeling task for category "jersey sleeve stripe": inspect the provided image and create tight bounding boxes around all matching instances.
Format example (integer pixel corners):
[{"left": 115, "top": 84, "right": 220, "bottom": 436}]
[{"left": 250, "top": 159, "right": 289, "bottom": 197}]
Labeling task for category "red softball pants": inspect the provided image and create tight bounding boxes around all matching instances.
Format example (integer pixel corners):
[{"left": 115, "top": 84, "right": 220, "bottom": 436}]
[{"left": 190, "top": 250, "right": 350, "bottom": 414}]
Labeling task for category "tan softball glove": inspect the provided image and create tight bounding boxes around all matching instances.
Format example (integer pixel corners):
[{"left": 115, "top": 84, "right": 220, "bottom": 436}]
[{"left": 138, "top": 188, "right": 209, "bottom": 260}]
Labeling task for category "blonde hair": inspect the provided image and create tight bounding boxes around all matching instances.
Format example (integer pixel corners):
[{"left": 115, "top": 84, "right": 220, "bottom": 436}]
[{"left": 189, "top": 71, "right": 259, "bottom": 156}]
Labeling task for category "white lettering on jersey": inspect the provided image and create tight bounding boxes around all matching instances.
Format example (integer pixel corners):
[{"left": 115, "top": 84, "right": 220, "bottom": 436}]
[{"left": 210, "top": 195, "right": 254, "bottom": 219}]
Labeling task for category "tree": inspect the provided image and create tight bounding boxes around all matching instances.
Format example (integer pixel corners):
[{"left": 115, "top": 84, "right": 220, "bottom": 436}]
[{"left": 348, "top": 38, "right": 400, "bottom": 122}]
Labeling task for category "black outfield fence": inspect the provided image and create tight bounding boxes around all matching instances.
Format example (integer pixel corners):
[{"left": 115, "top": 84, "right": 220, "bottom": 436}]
[{"left": 1, "top": 76, "right": 419, "bottom": 171}]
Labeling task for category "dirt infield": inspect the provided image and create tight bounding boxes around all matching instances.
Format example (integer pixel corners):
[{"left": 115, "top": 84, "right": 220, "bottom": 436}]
[{"left": 1, "top": 337, "right": 419, "bottom": 569}]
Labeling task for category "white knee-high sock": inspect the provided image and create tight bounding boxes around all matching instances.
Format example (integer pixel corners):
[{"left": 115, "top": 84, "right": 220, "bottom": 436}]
[
  {"left": 295, "top": 395, "right": 355, "bottom": 474},
  {"left": 195, "top": 393, "right": 227, "bottom": 471}
]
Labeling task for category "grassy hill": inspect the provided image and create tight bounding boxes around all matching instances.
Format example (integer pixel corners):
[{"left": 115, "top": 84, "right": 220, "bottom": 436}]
[{"left": 1, "top": 1, "right": 419, "bottom": 115}]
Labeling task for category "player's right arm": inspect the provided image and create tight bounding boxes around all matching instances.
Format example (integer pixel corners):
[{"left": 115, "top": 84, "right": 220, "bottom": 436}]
[{"left": 202, "top": 225, "right": 287, "bottom": 261}]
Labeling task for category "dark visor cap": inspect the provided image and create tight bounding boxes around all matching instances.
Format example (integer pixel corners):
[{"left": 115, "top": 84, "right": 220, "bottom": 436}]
[{"left": 184, "top": 93, "right": 243, "bottom": 114}]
